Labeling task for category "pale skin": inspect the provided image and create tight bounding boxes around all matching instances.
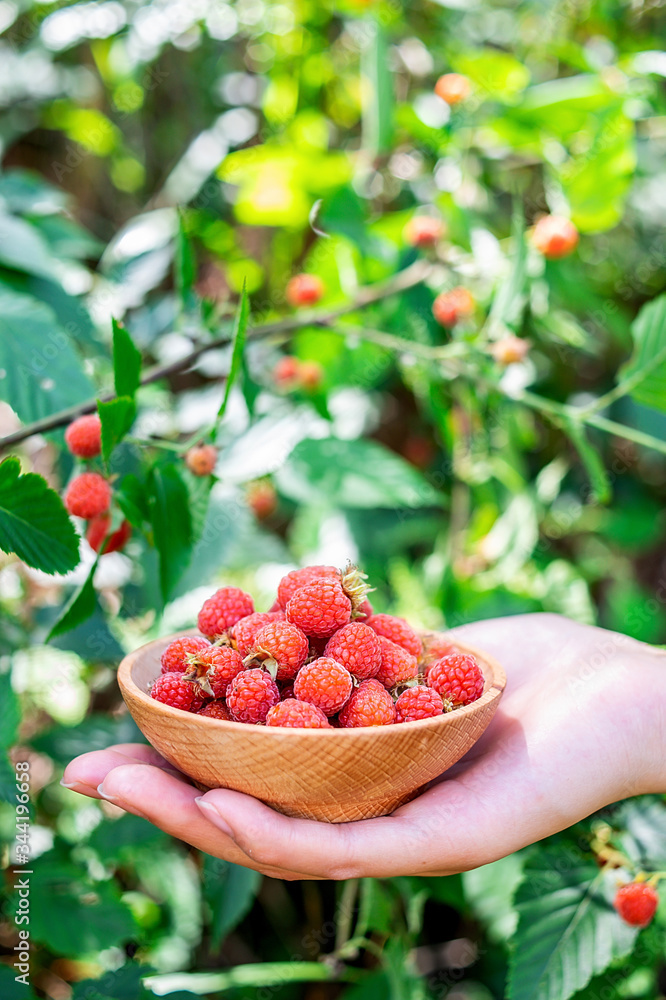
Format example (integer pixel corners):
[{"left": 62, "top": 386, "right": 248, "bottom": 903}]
[{"left": 62, "top": 614, "right": 666, "bottom": 881}]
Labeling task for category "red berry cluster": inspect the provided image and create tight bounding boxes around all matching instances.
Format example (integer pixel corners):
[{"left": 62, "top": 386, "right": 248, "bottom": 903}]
[
  {"left": 62, "top": 414, "right": 131, "bottom": 554},
  {"left": 150, "top": 565, "right": 487, "bottom": 729}
]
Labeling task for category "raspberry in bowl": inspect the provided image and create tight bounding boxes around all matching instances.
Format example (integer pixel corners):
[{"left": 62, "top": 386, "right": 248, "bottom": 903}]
[{"left": 117, "top": 569, "right": 506, "bottom": 823}]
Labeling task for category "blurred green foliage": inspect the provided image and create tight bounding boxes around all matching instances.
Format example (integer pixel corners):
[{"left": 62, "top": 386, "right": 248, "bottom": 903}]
[{"left": 0, "top": 0, "right": 666, "bottom": 998}]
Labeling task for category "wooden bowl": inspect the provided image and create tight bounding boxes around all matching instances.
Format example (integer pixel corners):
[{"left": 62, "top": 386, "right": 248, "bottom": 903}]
[{"left": 118, "top": 632, "right": 506, "bottom": 823}]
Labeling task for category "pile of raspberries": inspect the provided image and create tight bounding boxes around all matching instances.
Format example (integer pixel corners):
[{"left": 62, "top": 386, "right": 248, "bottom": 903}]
[{"left": 150, "top": 564, "right": 485, "bottom": 728}]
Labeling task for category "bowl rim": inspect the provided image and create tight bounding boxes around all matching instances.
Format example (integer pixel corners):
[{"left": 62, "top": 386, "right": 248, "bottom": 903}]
[{"left": 118, "top": 629, "right": 506, "bottom": 737}]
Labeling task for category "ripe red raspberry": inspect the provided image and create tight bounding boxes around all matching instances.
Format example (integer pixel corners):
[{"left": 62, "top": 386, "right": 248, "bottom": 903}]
[
  {"left": 64, "top": 473, "right": 112, "bottom": 519},
  {"left": 274, "top": 355, "right": 301, "bottom": 388},
  {"left": 532, "top": 215, "right": 579, "bottom": 260},
  {"left": 613, "top": 883, "right": 659, "bottom": 927},
  {"left": 490, "top": 336, "right": 530, "bottom": 366},
  {"left": 376, "top": 636, "right": 418, "bottom": 689},
  {"left": 339, "top": 679, "right": 395, "bottom": 728},
  {"left": 277, "top": 565, "right": 340, "bottom": 609},
  {"left": 427, "top": 653, "right": 484, "bottom": 705},
  {"left": 266, "top": 698, "right": 332, "bottom": 728},
  {"left": 190, "top": 645, "right": 244, "bottom": 698},
  {"left": 357, "top": 597, "right": 374, "bottom": 619},
  {"left": 324, "top": 622, "right": 381, "bottom": 680},
  {"left": 298, "top": 360, "right": 323, "bottom": 390},
  {"left": 433, "top": 287, "right": 475, "bottom": 328},
  {"left": 366, "top": 614, "right": 422, "bottom": 658},
  {"left": 395, "top": 685, "right": 445, "bottom": 723},
  {"left": 198, "top": 587, "right": 255, "bottom": 637},
  {"left": 293, "top": 657, "right": 353, "bottom": 715},
  {"left": 404, "top": 216, "right": 444, "bottom": 248},
  {"left": 251, "top": 620, "right": 309, "bottom": 680},
  {"left": 150, "top": 672, "right": 198, "bottom": 712},
  {"left": 86, "top": 514, "right": 132, "bottom": 554},
  {"left": 185, "top": 444, "right": 217, "bottom": 477},
  {"left": 246, "top": 480, "right": 277, "bottom": 520},
  {"left": 420, "top": 633, "right": 458, "bottom": 666},
  {"left": 197, "top": 699, "right": 232, "bottom": 721},
  {"left": 161, "top": 635, "right": 211, "bottom": 674},
  {"left": 226, "top": 668, "right": 279, "bottom": 724},
  {"left": 434, "top": 72, "right": 471, "bottom": 105},
  {"left": 286, "top": 580, "right": 352, "bottom": 638},
  {"left": 233, "top": 611, "right": 284, "bottom": 657},
  {"left": 65, "top": 414, "right": 102, "bottom": 458},
  {"left": 286, "top": 273, "right": 324, "bottom": 308}
]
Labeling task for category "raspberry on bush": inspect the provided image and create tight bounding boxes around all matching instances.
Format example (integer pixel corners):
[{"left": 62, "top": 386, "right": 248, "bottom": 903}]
[
  {"left": 64, "top": 473, "right": 112, "bottom": 519},
  {"left": 185, "top": 444, "right": 217, "bottom": 477},
  {"left": 198, "top": 587, "right": 255, "bottom": 638},
  {"left": 86, "top": 514, "right": 132, "bottom": 554},
  {"left": 65, "top": 414, "right": 102, "bottom": 458},
  {"left": 613, "top": 882, "right": 659, "bottom": 928},
  {"left": 286, "top": 273, "right": 324, "bottom": 308}
]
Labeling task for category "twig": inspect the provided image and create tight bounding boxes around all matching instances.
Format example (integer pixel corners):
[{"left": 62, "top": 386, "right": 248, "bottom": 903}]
[{"left": 0, "top": 260, "right": 433, "bottom": 451}]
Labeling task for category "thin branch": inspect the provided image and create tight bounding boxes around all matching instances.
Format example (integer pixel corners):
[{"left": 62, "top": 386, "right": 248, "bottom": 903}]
[
  {"left": 0, "top": 260, "right": 433, "bottom": 451},
  {"left": 579, "top": 341, "right": 666, "bottom": 416}
]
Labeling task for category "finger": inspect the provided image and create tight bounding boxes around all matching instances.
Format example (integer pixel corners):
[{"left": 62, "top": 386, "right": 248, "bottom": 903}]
[
  {"left": 96, "top": 762, "right": 317, "bottom": 881},
  {"left": 63, "top": 744, "right": 185, "bottom": 797}
]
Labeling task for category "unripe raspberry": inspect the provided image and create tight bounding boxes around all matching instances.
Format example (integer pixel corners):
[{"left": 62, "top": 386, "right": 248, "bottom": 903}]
[
  {"left": 395, "top": 685, "right": 445, "bottom": 723},
  {"left": 198, "top": 699, "right": 232, "bottom": 721},
  {"left": 86, "top": 514, "right": 131, "bottom": 554},
  {"left": 427, "top": 653, "right": 484, "bottom": 705},
  {"left": 161, "top": 635, "right": 211, "bottom": 674},
  {"left": 233, "top": 611, "right": 284, "bottom": 657},
  {"left": 491, "top": 336, "right": 530, "bottom": 366},
  {"left": 65, "top": 414, "right": 102, "bottom": 458},
  {"left": 404, "top": 216, "right": 444, "bottom": 248},
  {"left": 273, "top": 355, "right": 301, "bottom": 388},
  {"left": 433, "top": 287, "right": 475, "bottom": 328},
  {"left": 613, "top": 882, "right": 659, "bottom": 927},
  {"left": 246, "top": 480, "right": 277, "bottom": 520},
  {"left": 339, "top": 678, "right": 395, "bottom": 728},
  {"left": 266, "top": 698, "right": 332, "bottom": 728},
  {"left": 198, "top": 587, "right": 255, "bottom": 638},
  {"left": 366, "top": 614, "right": 422, "bottom": 658},
  {"left": 324, "top": 621, "right": 382, "bottom": 680},
  {"left": 299, "top": 359, "right": 323, "bottom": 390},
  {"left": 286, "top": 580, "right": 352, "bottom": 638},
  {"left": 286, "top": 273, "right": 324, "bottom": 308},
  {"left": 150, "top": 672, "right": 198, "bottom": 712},
  {"left": 277, "top": 565, "right": 340, "bottom": 609},
  {"left": 251, "top": 620, "right": 309, "bottom": 681},
  {"left": 189, "top": 644, "right": 244, "bottom": 698},
  {"left": 226, "top": 668, "right": 280, "bottom": 724},
  {"left": 185, "top": 444, "right": 217, "bottom": 477},
  {"left": 531, "top": 215, "right": 579, "bottom": 259},
  {"left": 294, "top": 656, "right": 353, "bottom": 715},
  {"left": 64, "top": 473, "right": 112, "bottom": 519},
  {"left": 435, "top": 73, "right": 471, "bottom": 105},
  {"left": 376, "top": 636, "right": 418, "bottom": 689}
]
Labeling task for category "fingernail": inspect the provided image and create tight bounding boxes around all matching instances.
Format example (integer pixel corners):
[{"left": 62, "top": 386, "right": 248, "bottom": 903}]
[
  {"left": 97, "top": 782, "right": 119, "bottom": 803},
  {"left": 195, "top": 797, "right": 235, "bottom": 840},
  {"left": 60, "top": 778, "right": 92, "bottom": 792}
]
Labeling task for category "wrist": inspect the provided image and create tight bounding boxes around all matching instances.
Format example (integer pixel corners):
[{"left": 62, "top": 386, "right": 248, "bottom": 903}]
[{"left": 628, "top": 642, "right": 666, "bottom": 796}]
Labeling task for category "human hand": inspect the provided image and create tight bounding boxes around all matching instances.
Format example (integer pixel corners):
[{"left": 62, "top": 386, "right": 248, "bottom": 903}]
[{"left": 62, "top": 614, "right": 666, "bottom": 880}]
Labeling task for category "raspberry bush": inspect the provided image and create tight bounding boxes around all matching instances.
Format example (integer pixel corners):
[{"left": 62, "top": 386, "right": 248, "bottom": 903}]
[{"left": 1, "top": 1, "right": 666, "bottom": 998}]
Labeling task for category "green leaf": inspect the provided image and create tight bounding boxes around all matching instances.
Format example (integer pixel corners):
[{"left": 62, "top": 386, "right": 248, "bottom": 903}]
[
  {"left": 30, "top": 849, "right": 137, "bottom": 955},
  {"left": 175, "top": 213, "right": 195, "bottom": 304},
  {"left": 463, "top": 853, "right": 524, "bottom": 943},
  {"left": 218, "top": 282, "right": 250, "bottom": 419},
  {"left": 362, "top": 22, "right": 393, "bottom": 156},
  {"left": 507, "top": 845, "right": 638, "bottom": 1000},
  {"left": 615, "top": 796, "right": 666, "bottom": 870},
  {"left": 0, "top": 963, "right": 39, "bottom": 1000},
  {"left": 89, "top": 813, "right": 167, "bottom": 862},
  {"left": 47, "top": 561, "right": 98, "bottom": 640},
  {"left": 453, "top": 49, "right": 530, "bottom": 103},
  {"left": 0, "top": 211, "right": 60, "bottom": 278},
  {"left": 149, "top": 464, "right": 193, "bottom": 603},
  {"left": 276, "top": 438, "right": 441, "bottom": 509},
  {"left": 71, "top": 965, "right": 155, "bottom": 1000},
  {"left": 0, "top": 457, "right": 80, "bottom": 574},
  {"left": 0, "top": 288, "right": 94, "bottom": 423},
  {"left": 98, "top": 396, "right": 137, "bottom": 463},
  {"left": 618, "top": 294, "right": 666, "bottom": 414},
  {"left": 112, "top": 318, "right": 142, "bottom": 399},
  {"left": 564, "top": 420, "right": 611, "bottom": 504},
  {"left": 31, "top": 714, "right": 145, "bottom": 766},
  {"left": 490, "top": 208, "right": 527, "bottom": 332},
  {"left": 203, "top": 855, "right": 261, "bottom": 950},
  {"left": 0, "top": 672, "right": 20, "bottom": 750}
]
